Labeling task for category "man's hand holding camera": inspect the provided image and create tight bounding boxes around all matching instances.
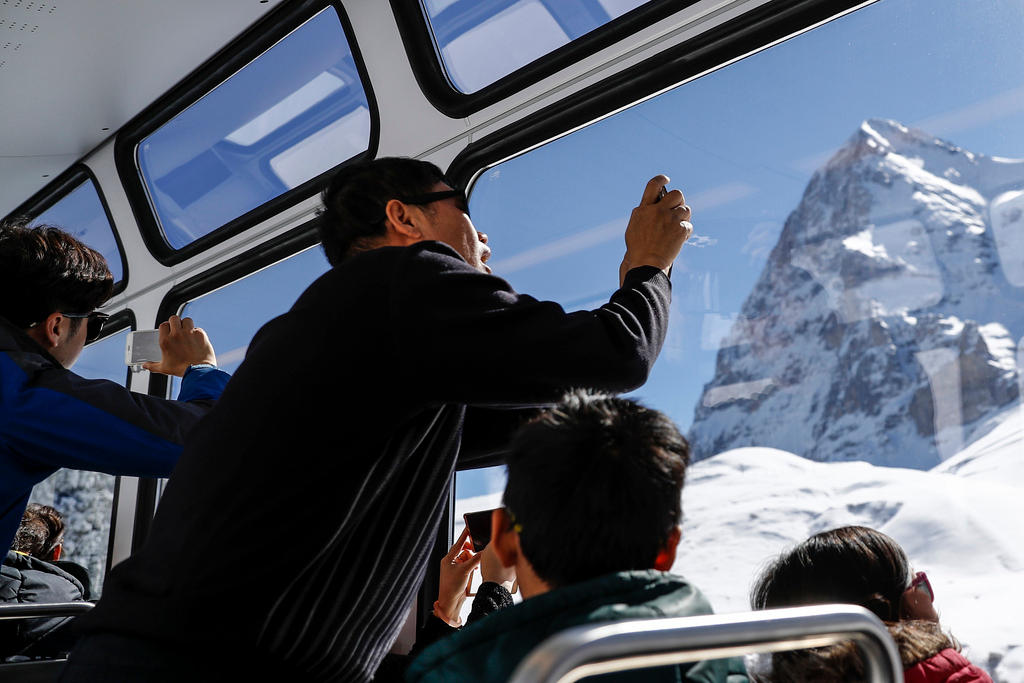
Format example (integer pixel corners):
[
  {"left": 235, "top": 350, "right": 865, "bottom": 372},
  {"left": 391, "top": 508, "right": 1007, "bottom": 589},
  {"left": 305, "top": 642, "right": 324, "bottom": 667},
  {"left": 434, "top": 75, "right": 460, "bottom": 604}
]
[{"left": 619, "top": 174, "right": 693, "bottom": 286}]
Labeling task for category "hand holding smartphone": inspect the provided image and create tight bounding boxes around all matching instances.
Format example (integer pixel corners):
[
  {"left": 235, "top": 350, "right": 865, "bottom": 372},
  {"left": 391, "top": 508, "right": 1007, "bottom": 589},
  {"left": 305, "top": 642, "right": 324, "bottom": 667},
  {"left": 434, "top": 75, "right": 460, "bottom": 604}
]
[
  {"left": 125, "top": 330, "right": 161, "bottom": 369},
  {"left": 461, "top": 507, "right": 518, "bottom": 595},
  {"left": 462, "top": 508, "right": 495, "bottom": 552}
]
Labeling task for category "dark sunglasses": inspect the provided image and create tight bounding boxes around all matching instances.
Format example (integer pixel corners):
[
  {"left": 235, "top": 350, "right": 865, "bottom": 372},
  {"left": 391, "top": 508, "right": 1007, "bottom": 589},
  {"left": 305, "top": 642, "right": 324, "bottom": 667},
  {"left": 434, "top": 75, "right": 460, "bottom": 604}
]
[
  {"left": 906, "top": 571, "right": 934, "bottom": 602},
  {"left": 61, "top": 311, "right": 110, "bottom": 342},
  {"left": 401, "top": 189, "right": 470, "bottom": 216}
]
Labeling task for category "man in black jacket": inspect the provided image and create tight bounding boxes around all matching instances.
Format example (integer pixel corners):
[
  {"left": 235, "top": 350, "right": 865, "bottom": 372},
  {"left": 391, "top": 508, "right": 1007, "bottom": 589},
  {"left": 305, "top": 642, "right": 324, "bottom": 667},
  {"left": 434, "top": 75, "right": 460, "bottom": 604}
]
[{"left": 65, "top": 157, "right": 692, "bottom": 682}]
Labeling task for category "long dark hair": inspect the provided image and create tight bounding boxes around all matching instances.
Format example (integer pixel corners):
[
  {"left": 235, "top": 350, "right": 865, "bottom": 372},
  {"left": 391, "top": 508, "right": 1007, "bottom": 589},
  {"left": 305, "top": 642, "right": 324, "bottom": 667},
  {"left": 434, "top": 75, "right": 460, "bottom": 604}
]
[
  {"left": 751, "top": 526, "right": 910, "bottom": 622},
  {"left": 749, "top": 526, "right": 963, "bottom": 682}
]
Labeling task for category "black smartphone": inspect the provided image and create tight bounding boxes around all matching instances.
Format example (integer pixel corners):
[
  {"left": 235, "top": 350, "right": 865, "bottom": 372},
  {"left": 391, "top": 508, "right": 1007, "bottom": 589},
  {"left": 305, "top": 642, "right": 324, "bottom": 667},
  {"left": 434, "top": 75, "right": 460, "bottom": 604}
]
[{"left": 463, "top": 508, "right": 496, "bottom": 552}]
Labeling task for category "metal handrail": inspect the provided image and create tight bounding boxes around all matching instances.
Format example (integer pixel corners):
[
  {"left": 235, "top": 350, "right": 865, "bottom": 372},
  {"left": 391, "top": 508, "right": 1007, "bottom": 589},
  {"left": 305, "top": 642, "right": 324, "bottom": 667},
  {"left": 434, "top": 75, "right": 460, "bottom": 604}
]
[
  {"left": 508, "top": 604, "right": 902, "bottom": 683},
  {"left": 0, "top": 602, "right": 94, "bottom": 620}
]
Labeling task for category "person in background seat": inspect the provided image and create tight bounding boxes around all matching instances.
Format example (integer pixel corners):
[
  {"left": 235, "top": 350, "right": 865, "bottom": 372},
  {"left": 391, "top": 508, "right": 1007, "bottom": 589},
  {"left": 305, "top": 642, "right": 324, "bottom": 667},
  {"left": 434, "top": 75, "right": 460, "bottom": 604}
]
[
  {"left": 405, "top": 390, "right": 748, "bottom": 683},
  {"left": 749, "top": 526, "right": 992, "bottom": 683},
  {"left": 1, "top": 503, "right": 85, "bottom": 659}
]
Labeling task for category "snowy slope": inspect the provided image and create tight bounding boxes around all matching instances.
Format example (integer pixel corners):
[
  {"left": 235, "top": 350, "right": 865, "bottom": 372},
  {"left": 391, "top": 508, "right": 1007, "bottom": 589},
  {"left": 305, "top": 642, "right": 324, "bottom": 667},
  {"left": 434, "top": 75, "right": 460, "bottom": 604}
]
[
  {"left": 676, "top": 413, "right": 1023, "bottom": 680},
  {"left": 689, "top": 119, "right": 1024, "bottom": 468}
]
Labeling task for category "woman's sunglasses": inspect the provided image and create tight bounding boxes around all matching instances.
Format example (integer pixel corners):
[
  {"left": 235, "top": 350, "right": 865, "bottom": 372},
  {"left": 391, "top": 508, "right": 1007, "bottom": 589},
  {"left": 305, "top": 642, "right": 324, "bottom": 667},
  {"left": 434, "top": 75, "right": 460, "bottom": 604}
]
[{"left": 906, "top": 571, "right": 934, "bottom": 602}]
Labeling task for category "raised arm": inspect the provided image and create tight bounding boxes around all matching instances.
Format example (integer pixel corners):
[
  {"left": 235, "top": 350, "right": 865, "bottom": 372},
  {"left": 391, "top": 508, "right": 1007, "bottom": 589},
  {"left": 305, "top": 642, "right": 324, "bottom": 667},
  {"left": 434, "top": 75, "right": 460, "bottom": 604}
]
[
  {"left": 619, "top": 175, "right": 693, "bottom": 286},
  {"left": 4, "top": 314, "right": 230, "bottom": 477},
  {"left": 393, "top": 175, "right": 690, "bottom": 407},
  {"left": 5, "top": 365, "right": 227, "bottom": 477}
]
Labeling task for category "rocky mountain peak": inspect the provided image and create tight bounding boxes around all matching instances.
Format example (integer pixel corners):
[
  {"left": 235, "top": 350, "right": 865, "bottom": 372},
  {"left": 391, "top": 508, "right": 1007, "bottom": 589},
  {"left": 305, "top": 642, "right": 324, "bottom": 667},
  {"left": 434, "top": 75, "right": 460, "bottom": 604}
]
[{"left": 689, "top": 121, "right": 1024, "bottom": 468}]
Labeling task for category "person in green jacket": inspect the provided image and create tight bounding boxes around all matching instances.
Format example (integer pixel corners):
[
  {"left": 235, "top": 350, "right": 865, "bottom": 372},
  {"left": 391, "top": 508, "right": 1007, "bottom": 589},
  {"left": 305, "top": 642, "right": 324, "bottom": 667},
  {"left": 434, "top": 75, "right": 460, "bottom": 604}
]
[{"left": 405, "top": 391, "right": 748, "bottom": 683}]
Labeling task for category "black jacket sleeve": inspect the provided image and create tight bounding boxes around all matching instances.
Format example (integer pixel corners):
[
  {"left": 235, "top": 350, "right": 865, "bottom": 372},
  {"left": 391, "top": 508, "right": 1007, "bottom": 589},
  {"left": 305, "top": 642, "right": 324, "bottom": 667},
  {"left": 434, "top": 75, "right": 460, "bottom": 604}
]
[
  {"left": 392, "top": 243, "right": 671, "bottom": 407},
  {"left": 458, "top": 406, "right": 539, "bottom": 466}
]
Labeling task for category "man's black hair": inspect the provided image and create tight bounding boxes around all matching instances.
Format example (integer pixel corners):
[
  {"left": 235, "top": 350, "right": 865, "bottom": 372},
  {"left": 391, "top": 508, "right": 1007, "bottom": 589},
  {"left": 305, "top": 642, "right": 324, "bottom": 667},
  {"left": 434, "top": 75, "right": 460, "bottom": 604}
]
[
  {"left": 502, "top": 390, "right": 689, "bottom": 588},
  {"left": 13, "top": 503, "right": 65, "bottom": 559},
  {"left": 0, "top": 219, "right": 113, "bottom": 329},
  {"left": 318, "top": 157, "right": 449, "bottom": 265}
]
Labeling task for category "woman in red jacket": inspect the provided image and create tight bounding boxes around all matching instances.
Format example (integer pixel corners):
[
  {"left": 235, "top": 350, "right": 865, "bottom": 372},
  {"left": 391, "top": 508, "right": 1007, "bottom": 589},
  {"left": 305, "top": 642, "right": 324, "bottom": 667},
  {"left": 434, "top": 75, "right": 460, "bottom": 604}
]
[{"left": 750, "top": 525, "right": 991, "bottom": 682}]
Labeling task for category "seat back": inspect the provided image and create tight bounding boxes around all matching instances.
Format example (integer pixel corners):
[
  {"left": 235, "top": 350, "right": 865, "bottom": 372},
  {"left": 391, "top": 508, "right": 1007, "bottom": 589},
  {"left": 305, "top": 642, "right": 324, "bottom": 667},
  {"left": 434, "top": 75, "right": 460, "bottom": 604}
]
[
  {"left": 0, "top": 602, "right": 94, "bottom": 683},
  {"left": 508, "top": 604, "right": 902, "bottom": 683}
]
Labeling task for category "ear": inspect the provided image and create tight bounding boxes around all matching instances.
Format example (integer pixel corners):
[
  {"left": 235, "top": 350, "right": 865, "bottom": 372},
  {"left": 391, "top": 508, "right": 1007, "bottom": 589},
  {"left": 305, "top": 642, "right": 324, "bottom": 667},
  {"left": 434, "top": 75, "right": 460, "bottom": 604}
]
[
  {"left": 383, "top": 198, "right": 425, "bottom": 242},
  {"left": 653, "top": 526, "right": 682, "bottom": 571},
  {"left": 50, "top": 544, "right": 62, "bottom": 562},
  {"left": 490, "top": 508, "right": 519, "bottom": 569},
  {"left": 25, "top": 311, "right": 64, "bottom": 350}
]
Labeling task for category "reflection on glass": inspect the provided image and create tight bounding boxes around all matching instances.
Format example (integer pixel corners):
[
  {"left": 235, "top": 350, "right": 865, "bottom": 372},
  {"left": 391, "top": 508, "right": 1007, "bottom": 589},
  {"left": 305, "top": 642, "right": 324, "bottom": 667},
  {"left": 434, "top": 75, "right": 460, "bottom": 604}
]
[
  {"left": 422, "top": 0, "right": 648, "bottom": 93},
  {"left": 28, "top": 328, "right": 128, "bottom": 597},
  {"left": 138, "top": 7, "right": 371, "bottom": 249},
  {"left": 170, "top": 246, "right": 330, "bottom": 396},
  {"left": 32, "top": 179, "right": 123, "bottom": 283},
  {"left": 467, "top": 0, "right": 1024, "bottom": 674}
]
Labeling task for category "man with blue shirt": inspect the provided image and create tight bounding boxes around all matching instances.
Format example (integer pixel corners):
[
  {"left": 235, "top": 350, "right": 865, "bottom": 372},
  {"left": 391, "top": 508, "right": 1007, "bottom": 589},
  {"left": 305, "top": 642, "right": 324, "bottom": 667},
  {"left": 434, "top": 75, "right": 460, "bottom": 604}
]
[{"left": 0, "top": 219, "right": 230, "bottom": 552}]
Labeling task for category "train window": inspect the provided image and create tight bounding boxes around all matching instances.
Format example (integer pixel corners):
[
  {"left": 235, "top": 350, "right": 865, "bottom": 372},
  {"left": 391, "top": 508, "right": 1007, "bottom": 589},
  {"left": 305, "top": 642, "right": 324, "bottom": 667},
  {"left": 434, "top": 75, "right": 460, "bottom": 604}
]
[
  {"left": 421, "top": 0, "right": 650, "bottom": 93},
  {"left": 28, "top": 325, "right": 131, "bottom": 597},
  {"left": 30, "top": 176, "right": 124, "bottom": 284},
  {"left": 453, "top": 465, "right": 512, "bottom": 618},
  {"left": 454, "top": 466, "right": 507, "bottom": 522},
  {"left": 169, "top": 246, "right": 330, "bottom": 397},
  {"left": 137, "top": 6, "right": 371, "bottom": 251},
  {"left": 466, "top": 0, "right": 1022, "bottom": 673}
]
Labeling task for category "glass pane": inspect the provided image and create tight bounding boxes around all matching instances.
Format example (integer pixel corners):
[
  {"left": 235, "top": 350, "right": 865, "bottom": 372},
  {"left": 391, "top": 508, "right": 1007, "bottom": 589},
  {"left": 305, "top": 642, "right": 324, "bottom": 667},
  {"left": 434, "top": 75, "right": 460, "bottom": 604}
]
[
  {"left": 170, "top": 246, "right": 330, "bottom": 396},
  {"left": 32, "top": 179, "right": 124, "bottom": 283},
  {"left": 454, "top": 465, "right": 513, "bottom": 620},
  {"left": 139, "top": 7, "right": 371, "bottom": 250},
  {"left": 469, "top": 0, "right": 1023, "bottom": 675},
  {"left": 423, "top": 0, "right": 649, "bottom": 93},
  {"left": 454, "top": 466, "right": 507, "bottom": 524},
  {"left": 28, "top": 327, "right": 129, "bottom": 597}
]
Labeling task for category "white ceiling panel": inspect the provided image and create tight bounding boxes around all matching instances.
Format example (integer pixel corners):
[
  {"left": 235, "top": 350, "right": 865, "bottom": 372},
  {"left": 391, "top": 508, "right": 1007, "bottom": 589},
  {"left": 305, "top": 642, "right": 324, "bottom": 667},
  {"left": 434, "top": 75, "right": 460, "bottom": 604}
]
[{"left": 0, "top": 0, "right": 283, "bottom": 215}]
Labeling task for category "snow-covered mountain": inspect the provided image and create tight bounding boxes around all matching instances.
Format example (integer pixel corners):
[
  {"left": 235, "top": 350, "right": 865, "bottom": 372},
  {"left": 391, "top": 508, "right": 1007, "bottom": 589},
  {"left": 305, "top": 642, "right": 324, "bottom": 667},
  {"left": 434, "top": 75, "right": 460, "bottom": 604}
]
[{"left": 689, "top": 119, "right": 1024, "bottom": 467}]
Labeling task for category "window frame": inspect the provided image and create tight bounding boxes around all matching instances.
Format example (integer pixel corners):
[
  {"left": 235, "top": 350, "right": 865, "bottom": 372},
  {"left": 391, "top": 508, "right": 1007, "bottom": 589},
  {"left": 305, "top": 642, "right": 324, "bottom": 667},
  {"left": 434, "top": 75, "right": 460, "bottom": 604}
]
[
  {"left": 5, "top": 164, "right": 129, "bottom": 295},
  {"left": 115, "top": 0, "right": 379, "bottom": 267},
  {"left": 390, "top": 0, "right": 688, "bottom": 118},
  {"left": 446, "top": 0, "right": 874, "bottom": 190},
  {"left": 70, "top": 308, "right": 137, "bottom": 592}
]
